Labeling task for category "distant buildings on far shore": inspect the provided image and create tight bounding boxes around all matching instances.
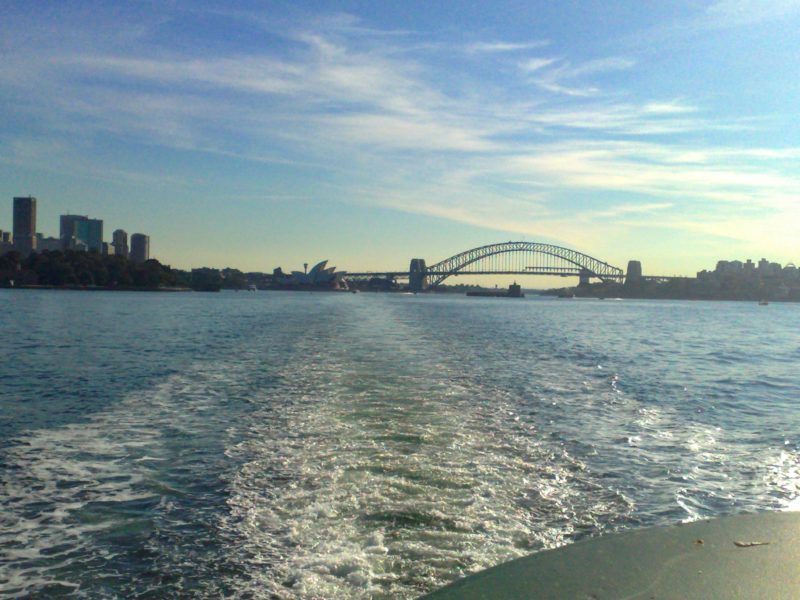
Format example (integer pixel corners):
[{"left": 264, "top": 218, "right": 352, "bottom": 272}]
[
  {"left": 699, "top": 258, "right": 794, "bottom": 279},
  {"left": 2, "top": 196, "right": 151, "bottom": 262},
  {"left": 12, "top": 196, "right": 36, "bottom": 255},
  {"left": 130, "top": 233, "right": 150, "bottom": 263},
  {"left": 60, "top": 214, "right": 103, "bottom": 253},
  {"left": 112, "top": 229, "right": 129, "bottom": 258}
]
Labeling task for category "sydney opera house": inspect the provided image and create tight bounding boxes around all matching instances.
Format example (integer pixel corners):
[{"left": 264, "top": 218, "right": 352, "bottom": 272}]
[{"left": 272, "top": 260, "right": 348, "bottom": 290}]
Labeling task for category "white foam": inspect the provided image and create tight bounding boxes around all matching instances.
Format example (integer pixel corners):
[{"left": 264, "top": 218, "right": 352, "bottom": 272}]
[
  {"left": 217, "top": 308, "right": 631, "bottom": 599},
  {"left": 0, "top": 360, "right": 252, "bottom": 597}
]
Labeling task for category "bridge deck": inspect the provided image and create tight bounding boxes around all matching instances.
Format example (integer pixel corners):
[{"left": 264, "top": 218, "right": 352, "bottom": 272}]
[
  {"left": 344, "top": 272, "right": 687, "bottom": 282},
  {"left": 344, "top": 271, "right": 626, "bottom": 279}
]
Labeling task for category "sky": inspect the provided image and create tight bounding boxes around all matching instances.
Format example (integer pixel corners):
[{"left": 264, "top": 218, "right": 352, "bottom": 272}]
[{"left": 1, "top": 0, "right": 799, "bottom": 282}]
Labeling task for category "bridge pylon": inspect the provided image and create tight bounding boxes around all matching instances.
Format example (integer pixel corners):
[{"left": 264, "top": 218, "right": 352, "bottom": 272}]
[
  {"left": 579, "top": 268, "right": 592, "bottom": 286},
  {"left": 625, "top": 260, "right": 643, "bottom": 284},
  {"left": 409, "top": 258, "right": 428, "bottom": 292}
]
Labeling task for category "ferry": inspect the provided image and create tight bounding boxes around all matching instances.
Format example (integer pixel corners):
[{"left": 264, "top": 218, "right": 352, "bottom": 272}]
[{"left": 424, "top": 511, "right": 797, "bottom": 599}]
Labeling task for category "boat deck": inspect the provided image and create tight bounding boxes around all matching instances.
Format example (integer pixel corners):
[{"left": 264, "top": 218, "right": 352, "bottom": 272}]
[{"left": 423, "top": 512, "right": 800, "bottom": 599}]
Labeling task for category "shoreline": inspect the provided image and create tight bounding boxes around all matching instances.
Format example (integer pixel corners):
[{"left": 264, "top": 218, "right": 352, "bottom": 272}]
[
  {"left": 3, "top": 284, "right": 192, "bottom": 292},
  {"left": 3, "top": 285, "right": 797, "bottom": 302}
]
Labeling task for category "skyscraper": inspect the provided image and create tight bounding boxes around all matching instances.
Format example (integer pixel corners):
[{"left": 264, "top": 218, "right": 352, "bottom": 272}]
[
  {"left": 60, "top": 215, "right": 85, "bottom": 249},
  {"left": 60, "top": 214, "right": 104, "bottom": 252},
  {"left": 112, "top": 229, "right": 129, "bottom": 258},
  {"left": 130, "top": 233, "right": 150, "bottom": 263},
  {"left": 13, "top": 196, "right": 37, "bottom": 255},
  {"left": 86, "top": 218, "right": 103, "bottom": 252}
]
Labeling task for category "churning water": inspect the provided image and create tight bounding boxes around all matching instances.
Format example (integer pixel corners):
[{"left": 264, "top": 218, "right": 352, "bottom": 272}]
[{"left": 2, "top": 290, "right": 800, "bottom": 598}]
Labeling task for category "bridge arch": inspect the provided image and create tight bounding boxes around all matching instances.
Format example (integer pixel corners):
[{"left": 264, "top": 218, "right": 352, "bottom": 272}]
[{"left": 425, "top": 241, "right": 623, "bottom": 287}]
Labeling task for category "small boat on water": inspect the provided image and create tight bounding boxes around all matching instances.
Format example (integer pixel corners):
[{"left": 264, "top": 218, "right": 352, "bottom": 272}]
[
  {"left": 248, "top": 284, "right": 257, "bottom": 292},
  {"left": 759, "top": 300, "right": 769, "bottom": 305}
]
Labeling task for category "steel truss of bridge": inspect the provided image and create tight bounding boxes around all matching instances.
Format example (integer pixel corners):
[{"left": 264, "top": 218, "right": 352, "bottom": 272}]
[
  {"left": 343, "top": 241, "right": 628, "bottom": 289},
  {"left": 345, "top": 269, "right": 598, "bottom": 280}
]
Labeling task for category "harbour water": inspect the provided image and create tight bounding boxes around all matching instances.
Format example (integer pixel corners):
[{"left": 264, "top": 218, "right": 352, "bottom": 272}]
[{"left": 2, "top": 290, "right": 800, "bottom": 598}]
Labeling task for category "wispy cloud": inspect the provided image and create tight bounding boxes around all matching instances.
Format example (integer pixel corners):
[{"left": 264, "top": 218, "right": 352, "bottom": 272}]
[
  {"left": 585, "top": 202, "right": 674, "bottom": 220},
  {"left": 521, "top": 101, "right": 707, "bottom": 135},
  {"left": 521, "top": 55, "right": 636, "bottom": 96},
  {"left": 619, "top": 0, "right": 800, "bottom": 51},
  {"left": 641, "top": 101, "right": 697, "bottom": 115},
  {"left": 503, "top": 140, "right": 800, "bottom": 207},
  {"left": 466, "top": 40, "right": 549, "bottom": 54},
  {"left": 521, "top": 58, "right": 559, "bottom": 72},
  {"left": 705, "top": 0, "right": 800, "bottom": 26},
  {"left": 561, "top": 57, "right": 636, "bottom": 77}
]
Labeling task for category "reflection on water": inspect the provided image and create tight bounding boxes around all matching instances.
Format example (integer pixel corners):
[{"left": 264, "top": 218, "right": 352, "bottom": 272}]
[{"left": 2, "top": 290, "right": 800, "bottom": 597}]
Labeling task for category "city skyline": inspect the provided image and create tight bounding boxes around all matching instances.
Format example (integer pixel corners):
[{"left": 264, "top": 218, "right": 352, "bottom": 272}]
[
  {"left": 3, "top": 197, "right": 151, "bottom": 263},
  {"left": 2, "top": 1, "right": 800, "bottom": 280},
  {"left": 3, "top": 192, "right": 792, "bottom": 288}
]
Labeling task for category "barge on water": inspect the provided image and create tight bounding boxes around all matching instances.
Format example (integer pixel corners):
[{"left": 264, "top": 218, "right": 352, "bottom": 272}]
[{"left": 466, "top": 282, "right": 524, "bottom": 298}]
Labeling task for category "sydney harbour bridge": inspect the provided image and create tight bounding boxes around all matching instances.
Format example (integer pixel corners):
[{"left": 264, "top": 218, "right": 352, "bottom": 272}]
[{"left": 343, "top": 241, "right": 666, "bottom": 292}]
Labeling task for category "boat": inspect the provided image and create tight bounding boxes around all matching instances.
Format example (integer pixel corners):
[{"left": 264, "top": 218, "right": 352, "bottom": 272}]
[
  {"left": 466, "top": 283, "right": 524, "bottom": 298},
  {"left": 248, "top": 284, "right": 257, "bottom": 292},
  {"left": 424, "top": 512, "right": 799, "bottom": 599},
  {"left": 759, "top": 300, "right": 769, "bottom": 305}
]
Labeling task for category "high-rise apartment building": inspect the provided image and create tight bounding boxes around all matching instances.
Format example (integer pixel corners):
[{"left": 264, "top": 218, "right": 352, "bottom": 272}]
[
  {"left": 13, "top": 196, "right": 37, "bottom": 255},
  {"left": 112, "top": 229, "right": 129, "bottom": 258},
  {"left": 130, "top": 233, "right": 150, "bottom": 263},
  {"left": 60, "top": 214, "right": 103, "bottom": 252}
]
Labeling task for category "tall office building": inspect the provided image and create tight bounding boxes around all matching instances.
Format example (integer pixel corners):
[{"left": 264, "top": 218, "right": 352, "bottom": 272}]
[
  {"left": 60, "top": 215, "right": 82, "bottom": 249},
  {"left": 130, "top": 233, "right": 150, "bottom": 263},
  {"left": 86, "top": 218, "right": 103, "bottom": 252},
  {"left": 13, "top": 196, "right": 37, "bottom": 255},
  {"left": 60, "top": 214, "right": 103, "bottom": 252},
  {"left": 112, "top": 229, "right": 129, "bottom": 258}
]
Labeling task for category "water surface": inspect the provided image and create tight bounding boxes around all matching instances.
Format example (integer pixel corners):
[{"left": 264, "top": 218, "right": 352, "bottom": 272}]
[{"left": 2, "top": 290, "right": 799, "bottom": 598}]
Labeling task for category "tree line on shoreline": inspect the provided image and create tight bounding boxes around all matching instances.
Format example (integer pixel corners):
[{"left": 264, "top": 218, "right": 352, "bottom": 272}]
[
  {"left": 1, "top": 250, "right": 272, "bottom": 290},
  {"left": 0, "top": 249, "right": 182, "bottom": 289},
  {"left": 544, "top": 275, "right": 800, "bottom": 302}
]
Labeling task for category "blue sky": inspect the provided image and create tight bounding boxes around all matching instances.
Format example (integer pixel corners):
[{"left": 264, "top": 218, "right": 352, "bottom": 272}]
[{"left": 1, "top": 0, "right": 799, "bottom": 280}]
